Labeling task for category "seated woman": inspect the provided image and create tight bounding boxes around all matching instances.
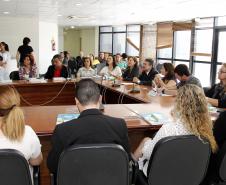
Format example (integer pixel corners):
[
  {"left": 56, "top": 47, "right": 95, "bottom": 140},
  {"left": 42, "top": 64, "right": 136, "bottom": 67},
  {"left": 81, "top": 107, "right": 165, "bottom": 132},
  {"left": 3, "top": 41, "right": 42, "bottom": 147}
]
[
  {"left": 99, "top": 55, "right": 122, "bottom": 78},
  {"left": 44, "top": 54, "right": 68, "bottom": 79},
  {"left": 134, "top": 84, "right": 217, "bottom": 178},
  {"left": 122, "top": 56, "right": 139, "bottom": 81},
  {"left": 206, "top": 63, "right": 226, "bottom": 108},
  {"left": 154, "top": 62, "right": 176, "bottom": 90},
  {"left": 0, "top": 86, "right": 43, "bottom": 178},
  {"left": 19, "top": 54, "right": 37, "bottom": 80},
  {"left": 77, "top": 57, "right": 96, "bottom": 78},
  {"left": 0, "top": 56, "right": 9, "bottom": 81}
]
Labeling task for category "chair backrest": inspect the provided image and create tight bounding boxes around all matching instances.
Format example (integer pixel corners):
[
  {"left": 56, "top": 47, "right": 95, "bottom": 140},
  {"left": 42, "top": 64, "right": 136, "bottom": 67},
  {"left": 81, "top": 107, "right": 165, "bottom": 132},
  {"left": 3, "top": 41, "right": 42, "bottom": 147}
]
[
  {"left": 147, "top": 135, "right": 211, "bottom": 185},
  {"left": 0, "top": 149, "right": 32, "bottom": 185},
  {"left": 219, "top": 141, "right": 226, "bottom": 182},
  {"left": 57, "top": 144, "right": 129, "bottom": 185},
  {"left": 9, "top": 71, "right": 20, "bottom": 80}
]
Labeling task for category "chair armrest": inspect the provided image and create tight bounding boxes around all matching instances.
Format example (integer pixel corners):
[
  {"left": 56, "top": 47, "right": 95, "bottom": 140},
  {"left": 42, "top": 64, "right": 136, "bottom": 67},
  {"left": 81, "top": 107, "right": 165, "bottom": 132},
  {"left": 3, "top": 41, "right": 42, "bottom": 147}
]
[
  {"left": 130, "top": 154, "right": 139, "bottom": 184},
  {"left": 33, "top": 166, "right": 40, "bottom": 185}
]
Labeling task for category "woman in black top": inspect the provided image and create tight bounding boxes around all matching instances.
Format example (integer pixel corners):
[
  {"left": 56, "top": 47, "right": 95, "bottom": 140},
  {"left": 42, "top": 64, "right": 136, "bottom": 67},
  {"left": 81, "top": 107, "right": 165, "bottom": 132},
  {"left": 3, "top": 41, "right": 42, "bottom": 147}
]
[
  {"left": 16, "top": 37, "right": 34, "bottom": 67},
  {"left": 207, "top": 63, "right": 226, "bottom": 108},
  {"left": 44, "top": 54, "right": 68, "bottom": 79},
  {"left": 122, "top": 56, "right": 139, "bottom": 81}
]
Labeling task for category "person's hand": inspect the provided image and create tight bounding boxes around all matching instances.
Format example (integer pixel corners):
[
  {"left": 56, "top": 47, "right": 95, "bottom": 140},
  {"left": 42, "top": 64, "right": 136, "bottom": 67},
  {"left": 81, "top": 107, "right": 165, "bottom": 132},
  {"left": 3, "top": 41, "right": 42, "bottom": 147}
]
[{"left": 133, "top": 77, "right": 139, "bottom": 83}]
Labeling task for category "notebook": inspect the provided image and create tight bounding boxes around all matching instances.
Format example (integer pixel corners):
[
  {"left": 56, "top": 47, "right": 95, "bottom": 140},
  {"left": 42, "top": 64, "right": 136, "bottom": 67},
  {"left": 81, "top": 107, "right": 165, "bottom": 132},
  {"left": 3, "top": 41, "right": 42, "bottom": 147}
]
[
  {"left": 56, "top": 114, "right": 80, "bottom": 125},
  {"left": 139, "top": 112, "right": 171, "bottom": 125}
]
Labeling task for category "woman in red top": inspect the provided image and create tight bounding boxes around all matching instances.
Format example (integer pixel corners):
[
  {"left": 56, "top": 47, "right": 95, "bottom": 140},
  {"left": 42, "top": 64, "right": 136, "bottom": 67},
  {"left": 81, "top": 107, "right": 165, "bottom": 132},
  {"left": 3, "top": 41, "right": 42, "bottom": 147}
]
[{"left": 44, "top": 54, "right": 68, "bottom": 79}]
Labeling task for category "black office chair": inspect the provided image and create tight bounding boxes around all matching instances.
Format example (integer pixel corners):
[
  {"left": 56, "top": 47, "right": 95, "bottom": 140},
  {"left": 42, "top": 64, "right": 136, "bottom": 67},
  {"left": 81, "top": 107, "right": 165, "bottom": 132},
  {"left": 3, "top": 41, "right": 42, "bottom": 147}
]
[
  {"left": 137, "top": 135, "right": 211, "bottom": 185},
  {"left": 53, "top": 144, "right": 130, "bottom": 185},
  {"left": 0, "top": 149, "right": 40, "bottom": 185},
  {"left": 9, "top": 71, "right": 20, "bottom": 80},
  {"left": 213, "top": 141, "right": 226, "bottom": 185}
]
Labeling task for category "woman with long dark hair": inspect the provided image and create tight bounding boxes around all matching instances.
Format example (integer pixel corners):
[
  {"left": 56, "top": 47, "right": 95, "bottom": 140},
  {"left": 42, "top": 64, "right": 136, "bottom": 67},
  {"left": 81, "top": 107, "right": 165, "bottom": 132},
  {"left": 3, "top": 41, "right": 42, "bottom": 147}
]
[{"left": 154, "top": 62, "right": 176, "bottom": 90}]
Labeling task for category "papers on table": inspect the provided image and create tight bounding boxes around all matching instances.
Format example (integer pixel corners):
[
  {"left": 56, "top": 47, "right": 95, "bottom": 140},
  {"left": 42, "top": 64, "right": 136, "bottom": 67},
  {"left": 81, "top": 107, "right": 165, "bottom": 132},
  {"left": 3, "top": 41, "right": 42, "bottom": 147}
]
[
  {"left": 121, "top": 82, "right": 134, "bottom": 85},
  {"left": 53, "top": 77, "right": 66, "bottom": 82},
  {"left": 29, "top": 78, "right": 46, "bottom": 83},
  {"left": 56, "top": 114, "right": 80, "bottom": 125},
  {"left": 139, "top": 112, "right": 171, "bottom": 125}
]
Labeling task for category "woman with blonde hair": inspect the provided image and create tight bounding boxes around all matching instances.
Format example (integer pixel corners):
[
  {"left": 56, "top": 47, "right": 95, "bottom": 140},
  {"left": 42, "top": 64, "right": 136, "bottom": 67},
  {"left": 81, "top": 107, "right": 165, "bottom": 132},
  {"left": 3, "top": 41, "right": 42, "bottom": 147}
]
[
  {"left": 134, "top": 84, "right": 217, "bottom": 177},
  {"left": 0, "top": 86, "right": 42, "bottom": 177}
]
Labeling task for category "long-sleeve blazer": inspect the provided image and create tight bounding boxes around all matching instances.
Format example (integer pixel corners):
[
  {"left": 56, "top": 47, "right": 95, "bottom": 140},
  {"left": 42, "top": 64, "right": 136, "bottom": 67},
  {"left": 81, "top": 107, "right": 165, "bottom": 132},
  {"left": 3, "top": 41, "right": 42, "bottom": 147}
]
[
  {"left": 47, "top": 109, "right": 131, "bottom": 175},
  {"left": 44, "top": 65, "right": 68, "bottom": 79}
]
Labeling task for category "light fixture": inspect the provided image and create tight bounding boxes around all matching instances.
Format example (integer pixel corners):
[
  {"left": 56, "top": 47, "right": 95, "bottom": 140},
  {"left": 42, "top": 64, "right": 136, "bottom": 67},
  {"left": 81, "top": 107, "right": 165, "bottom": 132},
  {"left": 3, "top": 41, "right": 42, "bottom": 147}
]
[
  {"left": 70, "top": 26, "right": 75, "bottom": 29},
  {"left": 3, "top": 0, "right": 11, "bottom": 2},
  {"left": 3, "top": 11, "right": 10, "bottom": 14},
  {"left": 58, "top": 14, "right": 62, "bottom": 17},
  {"left": 75, "top": 2, "right": 82, "bottom": 6}
]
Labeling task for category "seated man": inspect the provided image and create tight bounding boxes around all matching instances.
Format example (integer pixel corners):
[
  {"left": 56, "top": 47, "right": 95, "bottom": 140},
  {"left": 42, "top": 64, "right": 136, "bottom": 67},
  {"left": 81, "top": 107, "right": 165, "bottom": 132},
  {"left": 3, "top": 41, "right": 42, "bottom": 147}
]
[
  {"left": 133, "top": 58, "right": 158, "bottom": 85},
  {"left": 164, "top": 64, "right": 202, "bottom": 96},
  {"left": 47, "top": 79, "right": 131, "bottom": 176}
]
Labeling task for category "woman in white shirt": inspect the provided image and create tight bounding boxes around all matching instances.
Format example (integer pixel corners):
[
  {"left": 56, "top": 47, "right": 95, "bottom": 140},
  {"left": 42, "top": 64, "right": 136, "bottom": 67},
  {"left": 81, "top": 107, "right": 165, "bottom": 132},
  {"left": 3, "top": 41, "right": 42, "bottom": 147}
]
[
  {"left": 154, "top": 62, "right": 177, "bottom": 90},
  {"left": 77, "top": 57, "right": 96, "bottom": 78},
  {"left": 134, "top": 84, "right": 217, "bottom": 177},
  {"left": 0, "top": 42, "right": 11, "bottom": 68},
  {"left": 99, "top": 55, "right": 122, "bottom": 78},
  {"left": 0, "top": 86, "right": 43, "bottom": 179},
  {"left": 0, "top": 55, "right": 9, "bottom": 81}
]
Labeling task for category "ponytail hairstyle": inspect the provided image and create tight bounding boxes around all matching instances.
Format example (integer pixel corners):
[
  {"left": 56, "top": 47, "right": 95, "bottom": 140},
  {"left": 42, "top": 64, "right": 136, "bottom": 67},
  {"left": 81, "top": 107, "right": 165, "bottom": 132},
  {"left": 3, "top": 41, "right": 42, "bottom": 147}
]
[{"left": 0, "top": 86, "right": 25, "bottom": 141}]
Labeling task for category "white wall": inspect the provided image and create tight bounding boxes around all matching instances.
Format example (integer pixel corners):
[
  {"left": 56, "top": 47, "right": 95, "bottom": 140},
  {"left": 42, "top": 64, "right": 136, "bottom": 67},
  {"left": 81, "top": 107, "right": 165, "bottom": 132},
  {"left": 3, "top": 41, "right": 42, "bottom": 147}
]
[
  {"left": 0, "top": 16, "right": 39, "bottom": 71},
  {"left": 64, "top": 27, "right": 98, "bottom": 57},
  {"left": 58, "top": 26, "right": 64, "bottom": 52},
  {"left": 39, "top": 21, "right": 58, "bottom": 74}
]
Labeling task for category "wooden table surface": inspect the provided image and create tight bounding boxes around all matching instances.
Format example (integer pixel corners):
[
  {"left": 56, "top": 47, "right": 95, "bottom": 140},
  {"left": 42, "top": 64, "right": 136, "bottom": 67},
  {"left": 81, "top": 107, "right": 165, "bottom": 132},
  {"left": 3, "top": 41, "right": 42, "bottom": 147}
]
[
  {"left": 0, "top": 79, "right": 157, "bottom": 105},
  {"left": 23, "top": 104, "right": 164, "bottom": 135}
]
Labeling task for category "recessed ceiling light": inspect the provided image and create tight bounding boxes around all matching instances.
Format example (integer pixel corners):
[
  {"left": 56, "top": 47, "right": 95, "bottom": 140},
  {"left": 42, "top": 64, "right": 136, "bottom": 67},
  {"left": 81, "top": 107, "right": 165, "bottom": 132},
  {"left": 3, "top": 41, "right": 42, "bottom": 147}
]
[
  {"left": 3, "top": 0, "right": 11, "bottom": 2},
  {"left": 3, "top": 11, "right": 10, "bottom": 14},
  {"left": 58, "top": 14, "right": 62, "bottom": 17},
  {"left": 71, "top": 26, "right": 75, "bottom": 29},
  {"left": 75, "top": 2, "right": 82, "bottom": 6}
]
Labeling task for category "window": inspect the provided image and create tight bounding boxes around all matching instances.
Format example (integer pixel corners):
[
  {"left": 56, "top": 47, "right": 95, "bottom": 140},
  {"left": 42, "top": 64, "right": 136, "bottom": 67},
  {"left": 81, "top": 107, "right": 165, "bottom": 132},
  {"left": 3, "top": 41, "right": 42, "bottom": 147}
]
[
  {"left": 217, "top": 31, "right": 226, "bottom": 63},
  {"left": 155, "top": 17, "right": 226, "bottom": 87},
  {"left": 174, "top": 31, "right": 191, "bottom": 60},
  {"left": 113, "top": 33, "right": 126, "bottom": 55},
  {"left": 216, "top": 16, "right": 226, "bottom": 26},
  {"left": 99, "top": 25, "right": 140, "bottom": 56},
  {"left": 127, "top": 32, "right": 140, "bottom": 56},
  {"left": 174, "top": 61, "right": 190, "bottom": 68},
  {"left": 193, "top": 63, "right": 211, "bottom": 87},
  {"left": 99, "top": 34, "right": 112, "bottom": 53},
  {"left": 158, "top": 48, "right": 172, "bottom": 58},
  {"left": 194, "top": 29, "right": 213, "bottom": 62}
]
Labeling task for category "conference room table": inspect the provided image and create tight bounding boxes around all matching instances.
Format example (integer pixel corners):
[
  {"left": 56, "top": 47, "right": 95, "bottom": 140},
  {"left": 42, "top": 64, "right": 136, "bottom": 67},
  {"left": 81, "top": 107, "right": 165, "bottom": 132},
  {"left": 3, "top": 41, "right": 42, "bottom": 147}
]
[
  {"left": 0, "top": 79, "right": 154, "bottom": 106},
  {"left": 0, "top": 79, "right": 221, "bottom": 185},
  {"left": 22, "top": 100, "right": 175, "bottom": 185}
]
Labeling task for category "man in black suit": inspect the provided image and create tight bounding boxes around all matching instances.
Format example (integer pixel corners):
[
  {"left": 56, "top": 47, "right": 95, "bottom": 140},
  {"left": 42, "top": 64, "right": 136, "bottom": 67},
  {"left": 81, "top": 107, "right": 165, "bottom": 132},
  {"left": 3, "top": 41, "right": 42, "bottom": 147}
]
[
  {"left": 47, "top": 79, "right": 130, "bottom": 175},
  {"left": 133, "top": 58, "right": 158, "bottom": 85}
]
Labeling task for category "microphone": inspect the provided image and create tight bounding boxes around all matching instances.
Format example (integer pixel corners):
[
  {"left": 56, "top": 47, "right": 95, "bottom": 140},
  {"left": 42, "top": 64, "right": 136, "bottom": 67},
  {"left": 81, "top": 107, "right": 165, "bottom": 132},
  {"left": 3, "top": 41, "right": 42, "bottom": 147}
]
[
  {"left": 112, "top": 78, "right": 121, "bottom": 87},
  {"left": 130, "top": 82, "right": 140, "bottom": 93}
]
